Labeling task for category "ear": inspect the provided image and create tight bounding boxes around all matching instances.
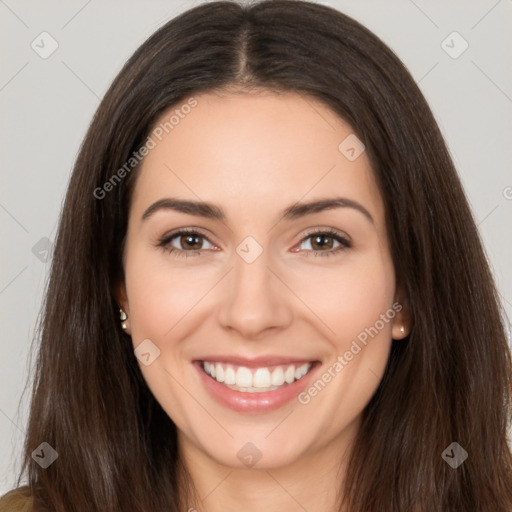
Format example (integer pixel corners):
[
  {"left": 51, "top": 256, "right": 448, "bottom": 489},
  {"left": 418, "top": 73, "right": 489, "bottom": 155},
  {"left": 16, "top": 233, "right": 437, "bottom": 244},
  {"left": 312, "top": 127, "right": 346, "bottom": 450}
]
[
  {"left": 116, "top": 280, "right": 129, "bottom": 313},
  {"left": 390, "top": 286, "right": 412, "bottom": 340},
  {"left": 115, "top": 280, "right": 131, "bottom": 334}
]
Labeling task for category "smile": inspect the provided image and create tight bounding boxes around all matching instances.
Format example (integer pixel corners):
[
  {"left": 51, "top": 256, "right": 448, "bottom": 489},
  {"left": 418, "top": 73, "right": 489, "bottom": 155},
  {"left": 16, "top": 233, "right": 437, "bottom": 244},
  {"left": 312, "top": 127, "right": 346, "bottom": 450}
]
[
  {"left": 201, "top": 361, "right": 313, "bottom": 392},
  {"left": 194, "top": 358, "right": 321, "bottom": 413}
]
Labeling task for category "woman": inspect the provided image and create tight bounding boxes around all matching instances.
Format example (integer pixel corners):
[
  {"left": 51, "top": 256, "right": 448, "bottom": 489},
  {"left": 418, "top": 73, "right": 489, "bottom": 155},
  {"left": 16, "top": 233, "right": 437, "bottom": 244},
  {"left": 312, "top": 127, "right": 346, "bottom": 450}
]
[{"left": 1, "top": 0, "right": 511, "bottom": 510}]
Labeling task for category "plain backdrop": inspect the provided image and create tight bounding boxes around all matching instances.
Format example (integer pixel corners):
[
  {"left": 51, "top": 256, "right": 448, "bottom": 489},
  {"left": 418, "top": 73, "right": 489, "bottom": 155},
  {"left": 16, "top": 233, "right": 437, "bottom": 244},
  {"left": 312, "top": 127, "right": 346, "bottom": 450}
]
[{"left": 1, "top": 0, "right": 511, "bottom": 494}]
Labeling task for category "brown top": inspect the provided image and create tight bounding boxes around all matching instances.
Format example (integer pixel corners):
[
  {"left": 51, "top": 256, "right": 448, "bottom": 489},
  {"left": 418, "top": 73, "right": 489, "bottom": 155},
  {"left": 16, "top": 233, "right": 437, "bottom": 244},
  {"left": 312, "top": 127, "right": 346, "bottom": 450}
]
[{"left": 0, "top": 487, "right": 35, "bottom": 512}]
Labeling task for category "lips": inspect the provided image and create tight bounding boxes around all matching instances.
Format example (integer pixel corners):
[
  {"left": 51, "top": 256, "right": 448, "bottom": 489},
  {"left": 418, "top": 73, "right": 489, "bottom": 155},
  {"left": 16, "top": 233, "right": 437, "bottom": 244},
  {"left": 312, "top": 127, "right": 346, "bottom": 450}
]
[{"left": 193, "top": 357, "right": 321, "bottom": 413}]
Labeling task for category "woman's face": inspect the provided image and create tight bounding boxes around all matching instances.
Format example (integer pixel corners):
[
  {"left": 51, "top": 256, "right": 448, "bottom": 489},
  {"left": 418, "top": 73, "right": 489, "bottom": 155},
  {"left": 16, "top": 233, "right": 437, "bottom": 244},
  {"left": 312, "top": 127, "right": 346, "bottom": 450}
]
[{"left": 119, "top": 90, "right": 408, "bottom": 470}]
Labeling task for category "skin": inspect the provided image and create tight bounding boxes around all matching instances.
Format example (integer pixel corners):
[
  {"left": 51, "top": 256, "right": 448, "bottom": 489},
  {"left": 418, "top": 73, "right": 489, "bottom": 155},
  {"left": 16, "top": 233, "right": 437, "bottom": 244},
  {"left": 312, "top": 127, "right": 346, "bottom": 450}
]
[{"left": 117, "top": 90, "right": 410, "bottom": 512}]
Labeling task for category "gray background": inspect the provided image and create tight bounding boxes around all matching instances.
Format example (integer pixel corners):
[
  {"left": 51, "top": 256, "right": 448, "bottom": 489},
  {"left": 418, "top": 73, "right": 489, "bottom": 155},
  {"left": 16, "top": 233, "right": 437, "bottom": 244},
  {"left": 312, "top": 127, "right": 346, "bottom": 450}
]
[{"left": 1, "top": 0, "right": 511, "bottom": 493}]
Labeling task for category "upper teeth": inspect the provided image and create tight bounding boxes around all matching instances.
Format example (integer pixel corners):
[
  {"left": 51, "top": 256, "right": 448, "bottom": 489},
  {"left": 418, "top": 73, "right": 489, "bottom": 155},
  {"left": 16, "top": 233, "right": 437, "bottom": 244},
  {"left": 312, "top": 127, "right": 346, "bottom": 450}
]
[{"left": 203, "top": 361, "right": 312, "bottom": 391}]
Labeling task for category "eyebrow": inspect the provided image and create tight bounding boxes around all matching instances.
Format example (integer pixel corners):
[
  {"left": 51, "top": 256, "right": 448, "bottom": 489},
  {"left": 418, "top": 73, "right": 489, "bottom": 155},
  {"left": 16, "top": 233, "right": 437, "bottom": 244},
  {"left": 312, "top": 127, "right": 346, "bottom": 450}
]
[{"left": 141, "top": 196, "right": 374, "bottom": 224}]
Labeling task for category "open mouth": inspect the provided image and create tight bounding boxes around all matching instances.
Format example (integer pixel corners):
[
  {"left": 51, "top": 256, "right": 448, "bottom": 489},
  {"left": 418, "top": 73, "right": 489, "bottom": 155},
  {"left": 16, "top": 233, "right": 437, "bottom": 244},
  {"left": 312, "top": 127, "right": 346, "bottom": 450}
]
[{"left": 200, "top": 360, "right": 318, "bottom": 393}]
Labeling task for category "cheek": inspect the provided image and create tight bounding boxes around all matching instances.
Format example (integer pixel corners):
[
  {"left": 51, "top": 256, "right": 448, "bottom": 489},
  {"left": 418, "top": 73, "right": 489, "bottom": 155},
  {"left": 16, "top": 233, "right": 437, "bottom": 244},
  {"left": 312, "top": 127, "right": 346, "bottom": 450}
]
[
  {"left": 294, "top": 256, "right": 396, "bottom": 426},
  {"left": 288, "top": 252, "right": 396, "bottom": 345},
  {"left": 124, "top": 245, "right": 215, "bottom": 339},
  {"left": 122, "top": 248, "right": 206, "bottom": 425},
  {"left": 126, "top": 242, "right": 396, "bottom": 345}
]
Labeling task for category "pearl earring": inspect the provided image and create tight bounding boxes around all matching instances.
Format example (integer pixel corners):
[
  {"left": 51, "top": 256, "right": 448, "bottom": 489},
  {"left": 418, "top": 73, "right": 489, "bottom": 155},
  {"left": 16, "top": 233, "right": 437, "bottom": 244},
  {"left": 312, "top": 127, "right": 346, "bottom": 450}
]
[{"left": 120, "top": 308, "right": 128, "bottom": 330}]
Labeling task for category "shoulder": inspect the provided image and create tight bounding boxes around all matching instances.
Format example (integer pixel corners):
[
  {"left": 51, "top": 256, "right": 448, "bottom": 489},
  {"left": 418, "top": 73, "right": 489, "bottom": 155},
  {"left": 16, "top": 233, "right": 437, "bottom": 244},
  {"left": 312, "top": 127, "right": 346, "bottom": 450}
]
[{"left": 0, "top": 486, "right": 35, "bottom": 512}]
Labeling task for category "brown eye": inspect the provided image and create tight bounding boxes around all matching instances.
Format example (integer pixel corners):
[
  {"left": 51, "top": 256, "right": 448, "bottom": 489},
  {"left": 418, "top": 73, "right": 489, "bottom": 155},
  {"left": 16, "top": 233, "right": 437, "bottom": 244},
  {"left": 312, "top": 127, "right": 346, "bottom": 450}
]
[
  {"left": 310, "top": 234, "right": 335, "bottom": 250},
  {"left": 157, "top": 229, "right": 216, "bottom": 255},
  {"left": 178, "top": 233, "right": 204, "bottom": 250},
  {"left": 297, "top": 230, "right": 351, "bottom": 256}
]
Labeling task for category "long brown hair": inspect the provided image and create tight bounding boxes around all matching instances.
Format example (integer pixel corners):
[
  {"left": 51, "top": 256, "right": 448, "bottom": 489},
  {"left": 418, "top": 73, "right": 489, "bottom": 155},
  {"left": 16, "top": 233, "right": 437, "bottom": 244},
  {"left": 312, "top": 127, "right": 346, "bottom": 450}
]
[{"left": 3, "top": 1, "right": 512, "bottom": 510}]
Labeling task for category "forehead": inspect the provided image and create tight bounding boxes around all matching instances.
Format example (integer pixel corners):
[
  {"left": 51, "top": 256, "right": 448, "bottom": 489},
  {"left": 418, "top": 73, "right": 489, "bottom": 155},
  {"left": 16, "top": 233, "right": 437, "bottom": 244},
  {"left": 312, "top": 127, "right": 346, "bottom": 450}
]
[{"left": 130, "top": 91, "right": 384, "bottom": 226}]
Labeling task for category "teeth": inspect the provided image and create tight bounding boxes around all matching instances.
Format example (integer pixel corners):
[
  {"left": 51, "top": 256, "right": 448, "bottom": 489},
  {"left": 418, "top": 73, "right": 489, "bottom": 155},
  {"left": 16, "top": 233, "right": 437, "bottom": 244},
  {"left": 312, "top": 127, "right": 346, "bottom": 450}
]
[
  {"left": 236, "top": 367, "right": 252, "bottom": 387},
  {"left": 253, "top": 368, "right": 271, "bottom": 387},
  {"left": 225, "top": 366, "right": 236, "bottom": 385},
  {"left": 202, "top": 361, "right": 313, "bottom": 392},
  {"left": 271, "top": 367, "right": 285, "bottom": 386},
  {"left": 215, "top": 363, "right": 225, "bottom": 383},
  {"left": 285, "top": 365, "right": 295, "bottom": 384}
]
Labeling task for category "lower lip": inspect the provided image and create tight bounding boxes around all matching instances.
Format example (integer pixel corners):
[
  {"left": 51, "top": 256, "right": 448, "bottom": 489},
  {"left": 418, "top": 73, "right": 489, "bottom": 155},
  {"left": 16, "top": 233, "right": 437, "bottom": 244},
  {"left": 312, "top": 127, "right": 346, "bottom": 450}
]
[{"left": 193, "top": 361, "right": 320, "bottom": 413}]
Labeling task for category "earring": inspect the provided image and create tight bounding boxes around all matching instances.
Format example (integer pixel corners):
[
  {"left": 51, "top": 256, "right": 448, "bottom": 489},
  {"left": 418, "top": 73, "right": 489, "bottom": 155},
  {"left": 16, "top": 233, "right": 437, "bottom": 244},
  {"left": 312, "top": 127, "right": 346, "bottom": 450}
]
[
  {"left": 400, "top": 326, "right": 406, "bottom": 335},
  {"left": 120, "top": 308, "right": 128, "bottom": 330}
]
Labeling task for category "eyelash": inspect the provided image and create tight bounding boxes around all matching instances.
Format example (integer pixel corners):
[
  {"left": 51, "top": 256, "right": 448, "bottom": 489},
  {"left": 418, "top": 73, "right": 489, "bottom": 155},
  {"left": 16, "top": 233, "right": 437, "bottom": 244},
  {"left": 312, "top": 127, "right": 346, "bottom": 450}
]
[
  {"left": 296, "top": 228, "right": 352, "bottom": 257},
  {"left": 156, "top": 227, "right": 352, "bottom": 258}
]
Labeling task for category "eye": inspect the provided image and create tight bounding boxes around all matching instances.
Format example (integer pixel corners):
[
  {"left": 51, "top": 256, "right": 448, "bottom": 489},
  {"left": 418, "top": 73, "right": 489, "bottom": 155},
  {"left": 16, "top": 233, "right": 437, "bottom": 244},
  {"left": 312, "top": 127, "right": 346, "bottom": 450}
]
[
  {"left": 156, "top": 227, "right": 351, "bottom": 258},
  {"left": 295, "top": 229, "right": 351, "bottom": 257},
  {"left": 156, "top": 228, "right": 216, "bottom": 257}
]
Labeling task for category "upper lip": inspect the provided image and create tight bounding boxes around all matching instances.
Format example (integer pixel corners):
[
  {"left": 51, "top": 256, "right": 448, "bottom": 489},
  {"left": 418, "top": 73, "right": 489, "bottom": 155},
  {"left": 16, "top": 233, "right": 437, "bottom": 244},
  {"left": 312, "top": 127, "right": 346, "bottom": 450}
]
[{"left": 195, "top": 355, "right": 318, "bottom": 368}]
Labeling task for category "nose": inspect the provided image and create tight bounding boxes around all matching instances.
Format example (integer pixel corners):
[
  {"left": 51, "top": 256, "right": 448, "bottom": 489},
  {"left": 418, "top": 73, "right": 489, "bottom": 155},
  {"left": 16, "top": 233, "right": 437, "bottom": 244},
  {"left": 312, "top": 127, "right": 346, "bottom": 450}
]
[{"left": 216, "top": 248, "right": 293, "bottom": 339}]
